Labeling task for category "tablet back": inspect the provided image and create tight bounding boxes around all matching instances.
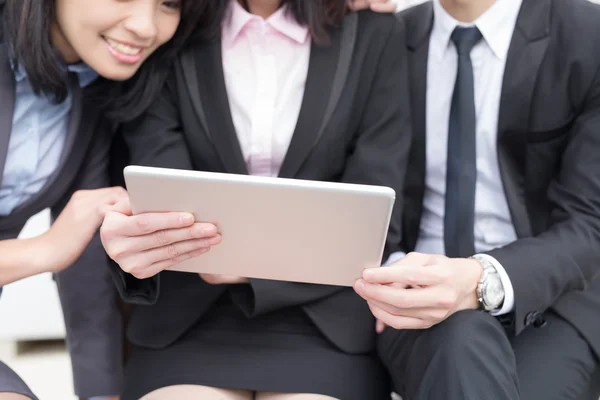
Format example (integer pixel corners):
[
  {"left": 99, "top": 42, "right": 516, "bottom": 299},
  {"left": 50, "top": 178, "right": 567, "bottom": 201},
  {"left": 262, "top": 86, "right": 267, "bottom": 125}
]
[{"left": 124, "top": 165, "right": 395, "bottom": 287}]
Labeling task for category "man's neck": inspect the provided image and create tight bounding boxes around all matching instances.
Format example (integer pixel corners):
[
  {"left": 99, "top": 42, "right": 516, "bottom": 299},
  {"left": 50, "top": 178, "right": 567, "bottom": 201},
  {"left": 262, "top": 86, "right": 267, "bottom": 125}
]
[{"left": 440, "top": 0, "right": 496, "bottom": 23}]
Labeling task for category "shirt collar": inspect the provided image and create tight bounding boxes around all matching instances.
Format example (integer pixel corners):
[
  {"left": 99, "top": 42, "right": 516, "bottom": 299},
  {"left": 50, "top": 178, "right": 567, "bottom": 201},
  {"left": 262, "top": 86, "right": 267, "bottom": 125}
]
[
  {"left": 67, "top": 63, "right": 98, "bottom": 88},
  {"left": 12, "top": 61, "right": 98, "bottom": 88},
  {"left": 430, "top": 0, "right": 523, "bottom": 63},
  {"left": 222, "top": 0, "right": 309, "bottom": 47},
  {"left": 13, "top": 63, "right": 27, "bottom": 82}
]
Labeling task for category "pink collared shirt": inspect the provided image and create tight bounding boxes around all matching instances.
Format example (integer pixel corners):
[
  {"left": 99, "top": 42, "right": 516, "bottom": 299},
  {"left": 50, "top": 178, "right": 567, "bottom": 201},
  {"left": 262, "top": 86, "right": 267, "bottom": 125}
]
[{"left": 221, "top": 1, "right": 311, "bottom": 177}]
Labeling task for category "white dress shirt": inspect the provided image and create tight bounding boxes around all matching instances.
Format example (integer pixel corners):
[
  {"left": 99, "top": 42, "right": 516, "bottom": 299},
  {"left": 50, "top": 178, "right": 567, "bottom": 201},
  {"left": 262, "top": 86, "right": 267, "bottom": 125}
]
[{"left": 409, "top": 0, "right": 524, "bottom": 315}]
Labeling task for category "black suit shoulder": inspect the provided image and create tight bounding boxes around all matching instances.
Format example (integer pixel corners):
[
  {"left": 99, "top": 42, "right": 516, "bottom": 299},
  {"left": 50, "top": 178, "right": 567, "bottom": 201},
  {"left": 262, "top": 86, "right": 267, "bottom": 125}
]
[
  {"left": 355, "top": 8, "right": 403, "bottom": 32},
  {"left": 540, "top": 0, "right": 600, "bottom": 110},
  {"left": 397, "top": 1, "right": 431, "bottom": 26},
  {"left": 349, "top": 10, "right": 407, "bottom": 80},
  {"left": 397, "top": 0, "right": 431, "bottom": 21},
  {"left": 550, "top": 0, "right": 600, "bottom": 32},
  {"left": 354, "top": 9, "right": 406, "bottom": 49},
  {"left": 549, "top": 0, "right": 600, "bottom": 51}
]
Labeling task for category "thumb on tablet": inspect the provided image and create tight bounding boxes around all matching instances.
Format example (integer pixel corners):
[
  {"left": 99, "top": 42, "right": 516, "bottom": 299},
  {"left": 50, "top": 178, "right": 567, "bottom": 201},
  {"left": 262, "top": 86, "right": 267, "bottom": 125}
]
[{"left": 111, "top": 194, "right": 133, "bottom": 216}]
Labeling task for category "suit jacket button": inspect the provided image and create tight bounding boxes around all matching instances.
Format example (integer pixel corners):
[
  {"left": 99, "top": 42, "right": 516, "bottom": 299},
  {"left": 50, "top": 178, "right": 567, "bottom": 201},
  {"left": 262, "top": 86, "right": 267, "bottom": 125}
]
[
  {"left": 533, "top": 312, "right": 547, "bottom": 328},
  {"left": 524, "top": 312, "right": 536, "bottom": 326},
  {"left": 533, "top": 317, "right": 547, "bottom": 328}
]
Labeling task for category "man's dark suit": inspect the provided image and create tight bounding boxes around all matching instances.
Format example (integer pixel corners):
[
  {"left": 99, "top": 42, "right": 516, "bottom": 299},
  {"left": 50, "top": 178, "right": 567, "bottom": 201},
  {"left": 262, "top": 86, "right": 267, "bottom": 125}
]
[
  {"left": 378, "top": 1, "right": 600, "bottom": 399},
  {"left": 0, "top": 31, "right": 123, "bottom": 399},
  {"left": 110, "top": 11, "right": 410, "bottom": 389}
]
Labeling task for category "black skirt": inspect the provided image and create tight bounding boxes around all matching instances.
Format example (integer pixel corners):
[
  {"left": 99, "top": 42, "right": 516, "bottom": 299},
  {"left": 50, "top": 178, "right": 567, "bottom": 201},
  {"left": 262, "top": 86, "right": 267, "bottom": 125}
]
[
  {"left": 122, "top": 293, "right": 390, "bottom": 400},
  {"left": 0, "top": 361, "right": 38, "bottom": 400}
]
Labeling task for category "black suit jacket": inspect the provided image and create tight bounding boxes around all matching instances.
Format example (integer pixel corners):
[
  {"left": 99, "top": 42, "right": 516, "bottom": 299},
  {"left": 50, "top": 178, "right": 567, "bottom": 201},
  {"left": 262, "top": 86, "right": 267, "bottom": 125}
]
[
  {"left": 0, "top": 37, "right": 123, "bottom": 398},
  {"left": 113, "top": 11, "right": 411, "bottom": 355},
  {"left": 399, "top": 0, "right": 600, "bottom": 357}
]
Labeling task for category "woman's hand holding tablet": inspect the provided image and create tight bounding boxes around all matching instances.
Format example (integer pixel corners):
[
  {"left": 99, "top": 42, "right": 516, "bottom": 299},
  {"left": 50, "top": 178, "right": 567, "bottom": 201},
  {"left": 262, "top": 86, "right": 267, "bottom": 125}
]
[{"left": 100, "top": 196, "right": 222, "bottom": 280}]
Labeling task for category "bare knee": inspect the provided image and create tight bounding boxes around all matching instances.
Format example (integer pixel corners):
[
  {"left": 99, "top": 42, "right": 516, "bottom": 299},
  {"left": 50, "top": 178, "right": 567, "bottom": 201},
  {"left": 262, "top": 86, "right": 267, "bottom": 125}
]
[
  {"left": 257, "top": 393, "right": 339, "bottom": 400},
  {"left": 0, "top": 393, "right": 34, "bottom": 400},
  {"left": 142, "top": 385, "right": 253, "bottom": 400}
]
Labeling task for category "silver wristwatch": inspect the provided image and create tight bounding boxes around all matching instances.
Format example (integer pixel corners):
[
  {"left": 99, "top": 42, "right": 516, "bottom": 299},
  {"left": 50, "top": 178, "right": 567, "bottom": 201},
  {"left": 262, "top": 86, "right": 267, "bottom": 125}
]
[{"left": 471, "top": 255, "right": 505, "bottom": 312}]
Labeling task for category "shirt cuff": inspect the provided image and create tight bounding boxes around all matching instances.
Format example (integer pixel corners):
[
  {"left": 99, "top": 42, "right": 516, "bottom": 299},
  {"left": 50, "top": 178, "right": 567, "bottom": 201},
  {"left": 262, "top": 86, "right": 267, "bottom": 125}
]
[
  {"left": 383, "top": 251, "right": 406, "bottom": 266},
  {"left": 474, "top": 253, "right": 515, "bottom": 316},
  {"left": 89, "top": 396, "right": 117, "bottom": 400}
]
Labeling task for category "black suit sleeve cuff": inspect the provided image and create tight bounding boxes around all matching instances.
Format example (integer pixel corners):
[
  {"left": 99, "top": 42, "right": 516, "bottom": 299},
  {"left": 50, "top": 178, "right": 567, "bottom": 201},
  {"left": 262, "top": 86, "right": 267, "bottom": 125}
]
[
  {"left": 108, "top": 258, "right": 159, "bottom": 305},
  {"left": 229, "top": 279, "right": 344, "bottom": 318}
]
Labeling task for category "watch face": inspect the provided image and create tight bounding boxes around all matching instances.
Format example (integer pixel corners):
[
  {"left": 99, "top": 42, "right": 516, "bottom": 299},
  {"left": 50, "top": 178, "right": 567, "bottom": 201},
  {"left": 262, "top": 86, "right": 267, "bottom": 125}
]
[{"left": 484, "top": 276, "right": 505, "bottom": 309}]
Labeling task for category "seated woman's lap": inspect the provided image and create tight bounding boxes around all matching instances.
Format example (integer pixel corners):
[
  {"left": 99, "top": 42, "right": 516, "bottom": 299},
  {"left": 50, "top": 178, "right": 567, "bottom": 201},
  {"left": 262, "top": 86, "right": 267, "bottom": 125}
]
[
  {"left": 141, "top": 385, "right": 338, "bottom": 400},
  {"left": 122, "top": 295, "right": 389, "bottom": 400}
]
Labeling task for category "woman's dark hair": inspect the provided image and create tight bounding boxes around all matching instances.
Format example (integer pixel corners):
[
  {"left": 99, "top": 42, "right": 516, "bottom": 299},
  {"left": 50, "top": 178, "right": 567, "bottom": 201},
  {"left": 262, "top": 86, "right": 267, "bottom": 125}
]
[
  {"left": 0, "top": 0, "right": 210, "bottom": 121},
  {"left": 199, "top": 0, "right": 348, "bottom": 46}
]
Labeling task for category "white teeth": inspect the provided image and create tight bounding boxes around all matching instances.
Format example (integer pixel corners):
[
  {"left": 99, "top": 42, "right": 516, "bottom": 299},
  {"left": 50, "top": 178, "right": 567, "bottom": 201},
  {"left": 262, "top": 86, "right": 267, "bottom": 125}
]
[{"left": 105, "top": 38, "right": 142, "bottom": 55}]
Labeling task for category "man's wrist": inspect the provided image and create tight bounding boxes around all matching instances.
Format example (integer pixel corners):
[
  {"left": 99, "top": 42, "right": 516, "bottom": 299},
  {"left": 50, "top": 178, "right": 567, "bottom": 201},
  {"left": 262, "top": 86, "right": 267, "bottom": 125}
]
[
  {"left": 469, "top": 258, "right": 484, "bottom": 310},
  {"left": 460, "top": 258, "right": 483, "bottom": 310},
  {"left": 474, "top": 254, "right": 515, "bottom": 315},
  {"left": 471, "top": 254, "right": 506, "bottom": 312}
]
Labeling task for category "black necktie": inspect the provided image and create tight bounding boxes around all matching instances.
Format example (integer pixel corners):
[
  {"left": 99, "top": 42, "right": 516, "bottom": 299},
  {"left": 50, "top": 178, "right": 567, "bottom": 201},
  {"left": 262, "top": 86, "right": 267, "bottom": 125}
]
[{"left": 444, "top": 27, "right": 482, "bottom": 258}]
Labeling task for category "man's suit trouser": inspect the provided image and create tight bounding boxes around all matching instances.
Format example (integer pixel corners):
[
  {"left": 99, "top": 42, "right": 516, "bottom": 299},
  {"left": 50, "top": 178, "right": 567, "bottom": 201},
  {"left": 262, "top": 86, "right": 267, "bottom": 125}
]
[{"left": 378, "top": 310, "right": 599, "bottom": 400}]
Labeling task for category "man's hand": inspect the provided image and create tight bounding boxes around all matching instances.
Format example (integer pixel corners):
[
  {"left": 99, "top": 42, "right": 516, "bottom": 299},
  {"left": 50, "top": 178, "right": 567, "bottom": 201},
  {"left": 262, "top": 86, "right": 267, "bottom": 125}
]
[
  {"left": 354, "top": 252, "right": 483, "bottom": 330},
  {"left": 200, "top": 274, "right": 249, "bottom": 285},
  {"left": 348, "top": 0, "right": 398, "bottom": 13}
]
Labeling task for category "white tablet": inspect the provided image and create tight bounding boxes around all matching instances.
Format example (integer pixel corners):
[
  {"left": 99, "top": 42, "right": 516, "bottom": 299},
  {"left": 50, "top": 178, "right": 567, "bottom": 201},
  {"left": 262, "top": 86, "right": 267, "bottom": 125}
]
[{"left": 123, "top": 165, "right": 395, "bottom": 287}]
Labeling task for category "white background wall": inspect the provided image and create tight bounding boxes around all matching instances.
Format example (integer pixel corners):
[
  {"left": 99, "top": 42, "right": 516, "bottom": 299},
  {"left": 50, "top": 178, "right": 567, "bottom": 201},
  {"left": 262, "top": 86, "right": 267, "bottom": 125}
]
[
  {"left": 0, "top": 210, "right": 65, "bottom": 351},
  {"left": 394, "top": 0, "right": 600, "bottom": 11}
]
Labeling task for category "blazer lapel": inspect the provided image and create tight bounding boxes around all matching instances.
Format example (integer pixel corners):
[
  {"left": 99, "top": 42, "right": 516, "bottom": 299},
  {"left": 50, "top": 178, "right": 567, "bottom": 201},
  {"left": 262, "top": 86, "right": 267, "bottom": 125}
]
[
  {"left": 277, "top": 27, "right": 342, "bottom": 178},
  {"left": 402, "top": 4, "right": 433, "bottom": 251},
  {"left": 179, "top": 50, "right": 210, "bottom": 138},
  {"left": 0, "top": 44, "right": 15, "bottom": 189},
  {"left": 60, "top": 74, "right": 83, "bottom": 166},
  {"left": 194, "top": 40, "right": 248, "bottom": 175},
  {"left": 497, "top": 0, "right": 551, "bottom": 238},
  {"left": 314, "top": 13, "right": 358, "bottom": 148}
]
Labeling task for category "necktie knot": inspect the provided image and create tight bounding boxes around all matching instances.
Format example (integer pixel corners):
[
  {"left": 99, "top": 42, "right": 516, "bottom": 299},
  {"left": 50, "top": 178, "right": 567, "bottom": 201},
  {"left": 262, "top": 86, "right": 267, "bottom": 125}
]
[{"left": 451, "top": 27, "right": 482, "bottom": 55}]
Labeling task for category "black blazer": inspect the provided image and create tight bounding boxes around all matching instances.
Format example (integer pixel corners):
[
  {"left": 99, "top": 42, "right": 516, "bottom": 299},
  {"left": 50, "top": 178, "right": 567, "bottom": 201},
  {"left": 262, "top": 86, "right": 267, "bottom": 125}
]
[
  {"left": 0, "top": 35, "right": 123, "bottom": 397},
  {"left": 114, "top": 11, "right": 411, "bottom": 355},
  {"left": 399, "top": 0, "right": 600, "bottom": 357}
]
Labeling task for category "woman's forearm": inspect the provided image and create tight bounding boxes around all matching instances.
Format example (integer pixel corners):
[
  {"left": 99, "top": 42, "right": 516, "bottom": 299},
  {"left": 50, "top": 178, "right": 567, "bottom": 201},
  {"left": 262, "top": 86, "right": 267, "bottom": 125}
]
[{"left": 0, "top": 237, "right": 50, "bottom": 286}]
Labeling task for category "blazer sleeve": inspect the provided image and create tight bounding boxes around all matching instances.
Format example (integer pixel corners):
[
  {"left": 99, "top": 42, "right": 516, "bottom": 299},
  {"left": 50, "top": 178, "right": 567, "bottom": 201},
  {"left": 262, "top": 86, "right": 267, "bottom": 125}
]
[
  {"left": 51, "top": 120, "right": 123, "bottom": 398},
  {"left": 111, "top": 72, "right": 195, "bottom": 306},
  {"left": 231, "top": 18, "right": 412, "bottom": 318},
  {"left": 485, "top": 66, "right": 600, "bottom": 334}
]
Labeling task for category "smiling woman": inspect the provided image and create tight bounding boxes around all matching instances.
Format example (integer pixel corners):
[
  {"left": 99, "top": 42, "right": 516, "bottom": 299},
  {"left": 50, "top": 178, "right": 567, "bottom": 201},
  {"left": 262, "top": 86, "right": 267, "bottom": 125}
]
[
  {"left": 0, "top": 0, "right": 210, "bottom": 399},
  {"left": 2, "top": 0, "right": 208, "bottom": 118},
  {"left": 52, "top": 0, "right": 181, "bottom": 78}
]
